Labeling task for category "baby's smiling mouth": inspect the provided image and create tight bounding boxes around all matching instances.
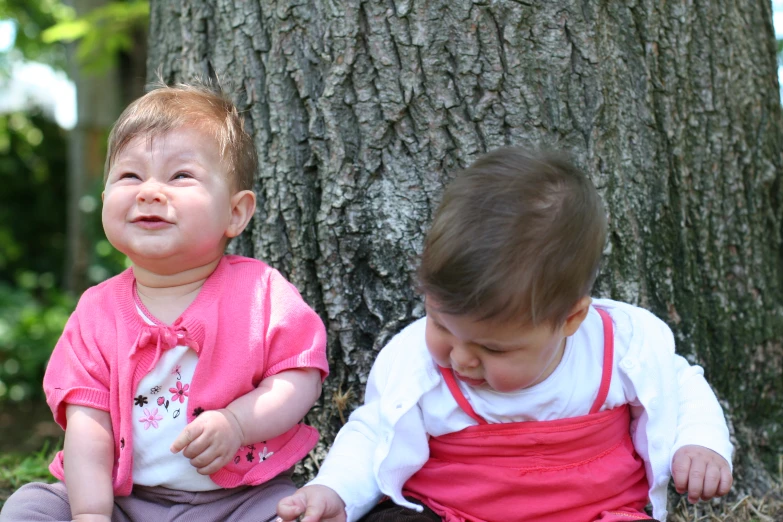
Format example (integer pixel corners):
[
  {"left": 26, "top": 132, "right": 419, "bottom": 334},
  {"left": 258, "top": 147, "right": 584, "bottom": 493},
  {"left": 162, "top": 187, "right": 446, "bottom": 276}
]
[
  {"left": 132, "top": 215, "right": 172, "bottom": 228},
  {"left": 133, "top": 215, "right": 170, "bottom": 223}
]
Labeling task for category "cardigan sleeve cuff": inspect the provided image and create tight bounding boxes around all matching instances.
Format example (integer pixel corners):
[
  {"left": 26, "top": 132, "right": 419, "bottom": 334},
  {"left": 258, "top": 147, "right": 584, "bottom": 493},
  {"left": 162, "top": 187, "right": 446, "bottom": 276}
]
[
  {"left": 264, "top": 351, "right": 329, "bottom": 383},
  {"left": 46, "top": 386, "right": 110, "bottom": 428}
]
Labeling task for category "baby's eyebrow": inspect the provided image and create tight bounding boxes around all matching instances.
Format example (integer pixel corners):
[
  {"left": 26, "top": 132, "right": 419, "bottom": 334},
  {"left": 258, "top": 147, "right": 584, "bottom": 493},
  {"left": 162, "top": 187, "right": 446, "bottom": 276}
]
[
  {"left": 110, "top": 158, "right": 142, "bottom": 171},
  {"left": 166, "top": 152, "right": 209, "bottom": 167}
]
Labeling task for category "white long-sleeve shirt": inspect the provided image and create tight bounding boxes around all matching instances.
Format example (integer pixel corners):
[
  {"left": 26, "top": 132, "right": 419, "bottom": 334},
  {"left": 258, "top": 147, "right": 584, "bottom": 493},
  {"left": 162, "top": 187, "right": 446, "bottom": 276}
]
[{"left": 310, "top": 299, "right": 734, "bottom": 522}]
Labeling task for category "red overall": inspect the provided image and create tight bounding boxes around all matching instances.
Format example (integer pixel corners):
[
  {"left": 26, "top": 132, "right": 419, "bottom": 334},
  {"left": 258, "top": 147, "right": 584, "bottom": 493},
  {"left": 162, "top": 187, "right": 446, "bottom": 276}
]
[{"left": 403, "top": 308, "right": 652, "bottom": 522}]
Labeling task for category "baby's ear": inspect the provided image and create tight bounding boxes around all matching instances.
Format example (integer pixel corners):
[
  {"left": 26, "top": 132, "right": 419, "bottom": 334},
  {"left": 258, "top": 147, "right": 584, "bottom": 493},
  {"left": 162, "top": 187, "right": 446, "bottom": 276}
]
[
  {"left": 562, "top": 296, "right": 592, "bottom": 337},
  {"left": 226, "top": 190, "right": 256, "bottom": 238}
]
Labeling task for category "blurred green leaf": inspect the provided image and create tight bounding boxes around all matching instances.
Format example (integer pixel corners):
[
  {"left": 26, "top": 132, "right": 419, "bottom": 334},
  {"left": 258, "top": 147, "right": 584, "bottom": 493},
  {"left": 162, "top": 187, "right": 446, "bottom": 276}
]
[
  {"left": 40, "top": 18, "right": 89, "bottom": 43},
  {"left": 2, "top": 1, "right": 149, "bottom": 73},
  {"left": 39, "top": 0, "right": 148, "bottom": 72}
]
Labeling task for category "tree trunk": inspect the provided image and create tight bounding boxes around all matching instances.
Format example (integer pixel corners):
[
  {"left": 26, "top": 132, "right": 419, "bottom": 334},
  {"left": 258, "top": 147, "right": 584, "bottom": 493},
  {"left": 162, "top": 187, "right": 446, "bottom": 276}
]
[{"left": 147, "top": 0, "right": 783, "bottom": 493}]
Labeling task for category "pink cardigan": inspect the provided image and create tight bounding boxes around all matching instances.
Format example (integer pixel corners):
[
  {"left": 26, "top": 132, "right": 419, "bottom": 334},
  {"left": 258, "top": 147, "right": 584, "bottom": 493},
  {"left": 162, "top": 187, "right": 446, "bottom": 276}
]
[{"left": 44, "top": 255, "right": 329, "bottom": 496}]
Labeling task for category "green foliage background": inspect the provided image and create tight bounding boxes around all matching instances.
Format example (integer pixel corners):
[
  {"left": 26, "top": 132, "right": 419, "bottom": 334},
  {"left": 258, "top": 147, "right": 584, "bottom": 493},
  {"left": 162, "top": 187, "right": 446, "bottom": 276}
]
[
  {"left": 0, "top": 0, "right": 147, "bottom": 403},
  {"left": 0, "top": 111, "right": 72, "bottom": 402}
]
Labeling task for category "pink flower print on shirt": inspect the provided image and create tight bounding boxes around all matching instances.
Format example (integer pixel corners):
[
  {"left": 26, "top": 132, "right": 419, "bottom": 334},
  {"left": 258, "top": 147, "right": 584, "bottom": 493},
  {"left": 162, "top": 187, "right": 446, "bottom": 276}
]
[
  {"left": 139, "top": 407, "right": 163, "bottom": 430},
  {"left": 172, "top": 364, "right": 182, "bottom": 380},
  {"left": 170, "top": 381, "right": 189, "bottom": 403}
]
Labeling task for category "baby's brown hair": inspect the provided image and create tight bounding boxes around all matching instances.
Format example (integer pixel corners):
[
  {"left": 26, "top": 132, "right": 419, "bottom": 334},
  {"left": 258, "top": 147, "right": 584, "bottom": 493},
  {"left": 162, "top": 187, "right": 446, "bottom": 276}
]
[
  {"left": 104, "top": 82, "right": 256, "bottom": 192},
  {"left": 418, "top": 147, "right": 607, "bottom": 328}
]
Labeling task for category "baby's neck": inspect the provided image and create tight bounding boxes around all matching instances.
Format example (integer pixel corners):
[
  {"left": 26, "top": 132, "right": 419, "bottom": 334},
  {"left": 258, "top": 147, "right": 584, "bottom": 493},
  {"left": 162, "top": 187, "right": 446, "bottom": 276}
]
[{"left": 133, "top": 258, "right": 221, "bottom": 325}]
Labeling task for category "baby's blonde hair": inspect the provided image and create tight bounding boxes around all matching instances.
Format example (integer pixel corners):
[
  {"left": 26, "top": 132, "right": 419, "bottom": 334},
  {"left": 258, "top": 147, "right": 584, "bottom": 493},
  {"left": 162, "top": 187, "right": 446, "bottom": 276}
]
[{"left": 104, "top": 82, "right": 257, "bottom": 191}]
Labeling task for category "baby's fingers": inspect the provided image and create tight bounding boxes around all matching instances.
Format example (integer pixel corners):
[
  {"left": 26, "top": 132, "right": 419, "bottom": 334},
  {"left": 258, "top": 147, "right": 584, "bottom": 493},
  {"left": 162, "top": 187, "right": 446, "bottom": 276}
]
[
  {"left": 699, "top": 464, "right": 723, "bottom": 500},
  {"left": 170, "top": 423, "right": 203, "bottom": 453},
  {"left": 671, "top": 453, "right": 692, "bottom": 494},
  {"left": 278, "top": 492, "right": 332, "bottom": 522},
  {"left": 717, "top": 464, "right": 733, "bottom": 496},
  {"left": 276, "top": 492, "right": 309, "bottom": 521},
  {"left": 686, "top": 458, "right": 707, "bottom": 503},
  {"left": 194, "top": 454, "right": 225, "bottom": 475}
]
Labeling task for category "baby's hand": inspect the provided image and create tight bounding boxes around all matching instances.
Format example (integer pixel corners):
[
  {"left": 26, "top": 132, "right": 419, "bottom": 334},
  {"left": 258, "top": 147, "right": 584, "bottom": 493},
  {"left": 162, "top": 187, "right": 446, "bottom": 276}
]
[
  {"left": 671, "top": 445, "right": 732, "bottom": 503},
  {"left": 170, "top": 408, "right": 243, "bottom": 475},
  {"left": 276, "top": 485, "right": 347, "bottom": 522}
]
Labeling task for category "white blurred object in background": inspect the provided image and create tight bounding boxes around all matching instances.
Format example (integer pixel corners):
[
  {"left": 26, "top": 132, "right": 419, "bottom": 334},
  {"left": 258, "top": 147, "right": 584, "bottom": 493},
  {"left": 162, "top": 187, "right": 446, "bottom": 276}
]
[{"left": 0, "top": 20, "right": 77, "bottom": 129}]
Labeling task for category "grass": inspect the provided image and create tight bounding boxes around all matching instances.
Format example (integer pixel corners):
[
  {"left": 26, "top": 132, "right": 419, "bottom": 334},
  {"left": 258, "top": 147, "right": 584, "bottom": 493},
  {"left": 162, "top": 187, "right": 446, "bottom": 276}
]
[
  {"left": 0, "top": 441, "right": 59, "bottom": 507},
  {"left": 670, "top": 485, "right": 783, "bottom": 521}
]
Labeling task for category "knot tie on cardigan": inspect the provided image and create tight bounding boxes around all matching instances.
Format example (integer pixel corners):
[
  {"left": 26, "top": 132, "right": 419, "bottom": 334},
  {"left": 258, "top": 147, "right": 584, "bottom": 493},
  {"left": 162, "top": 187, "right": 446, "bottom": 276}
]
[{"left": 130, "top": 323, "right": 201, "bottom": 370}]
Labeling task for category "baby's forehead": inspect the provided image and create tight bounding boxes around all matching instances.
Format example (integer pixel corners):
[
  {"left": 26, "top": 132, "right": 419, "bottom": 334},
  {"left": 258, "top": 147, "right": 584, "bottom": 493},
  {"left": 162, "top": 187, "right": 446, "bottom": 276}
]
[
  {"left": 116, "top": 126, "right": 221, "bottom": 160},
  {"left": 137, "top": 124, "right": 214, "bottom": 145}
]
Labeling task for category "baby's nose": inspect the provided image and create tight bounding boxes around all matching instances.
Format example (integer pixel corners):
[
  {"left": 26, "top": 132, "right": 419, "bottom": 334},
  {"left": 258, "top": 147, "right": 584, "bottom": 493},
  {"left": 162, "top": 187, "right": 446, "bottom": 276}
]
[
  {"left": 137, "top": 182, "right": 167, "bottom": 203},
  {"left": 451, "top": 343, "right": 479, "bottom": 369}
]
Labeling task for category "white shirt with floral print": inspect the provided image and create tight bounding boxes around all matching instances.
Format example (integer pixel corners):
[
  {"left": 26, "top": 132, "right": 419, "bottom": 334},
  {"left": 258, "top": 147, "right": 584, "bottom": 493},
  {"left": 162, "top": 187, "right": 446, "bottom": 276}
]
[{"left": 131, "top": 309, "right": 220, "bottom": 491}]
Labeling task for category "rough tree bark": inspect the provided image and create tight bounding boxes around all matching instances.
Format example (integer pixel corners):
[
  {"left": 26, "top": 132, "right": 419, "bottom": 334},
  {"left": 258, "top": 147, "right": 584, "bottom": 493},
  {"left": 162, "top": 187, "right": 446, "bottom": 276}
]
[{"left": 147, "top": 0, "right": 782, "bottom": 494}]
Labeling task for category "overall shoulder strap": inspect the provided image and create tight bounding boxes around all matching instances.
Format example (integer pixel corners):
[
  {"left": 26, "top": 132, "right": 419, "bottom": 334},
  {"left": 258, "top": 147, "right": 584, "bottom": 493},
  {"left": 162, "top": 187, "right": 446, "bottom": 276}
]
[
  {"left": 590, "top": 307, "right": 615, "bottom": 414},
  {"left": 438, "top": 366, "right": 488, "bottom": 425}
]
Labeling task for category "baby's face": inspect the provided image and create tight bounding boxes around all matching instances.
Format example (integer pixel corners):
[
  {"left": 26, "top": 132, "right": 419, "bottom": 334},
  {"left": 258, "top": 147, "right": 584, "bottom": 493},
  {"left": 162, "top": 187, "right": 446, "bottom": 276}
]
[
  {"left": 424, "top": 298, "right": 570, "bottom": 393},
  {"left": 102, "top": 126, "right": 236, "bottom": 274}
]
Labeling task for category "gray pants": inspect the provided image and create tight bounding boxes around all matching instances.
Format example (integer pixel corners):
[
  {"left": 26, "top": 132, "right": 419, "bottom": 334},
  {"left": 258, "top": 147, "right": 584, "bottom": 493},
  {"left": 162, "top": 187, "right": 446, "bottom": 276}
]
[{"left": 0, "top": 474, "right": 295, "bottom": 522}]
